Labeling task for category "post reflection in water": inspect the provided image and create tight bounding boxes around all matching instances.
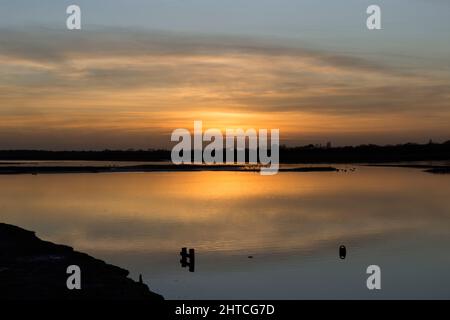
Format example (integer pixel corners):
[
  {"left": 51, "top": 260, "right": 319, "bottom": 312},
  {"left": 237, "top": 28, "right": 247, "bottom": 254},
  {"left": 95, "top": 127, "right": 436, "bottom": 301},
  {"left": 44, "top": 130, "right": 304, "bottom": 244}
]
[{"left": 180, "top": 248, "right": 195, "bottom": 272}]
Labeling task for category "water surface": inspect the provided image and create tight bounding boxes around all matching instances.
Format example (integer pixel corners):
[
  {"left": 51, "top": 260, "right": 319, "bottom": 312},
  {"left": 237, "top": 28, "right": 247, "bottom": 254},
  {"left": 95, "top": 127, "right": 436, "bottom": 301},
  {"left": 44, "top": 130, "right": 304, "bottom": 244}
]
[{"left": 1, "top": 165, "right": 449, "bottom": 299}]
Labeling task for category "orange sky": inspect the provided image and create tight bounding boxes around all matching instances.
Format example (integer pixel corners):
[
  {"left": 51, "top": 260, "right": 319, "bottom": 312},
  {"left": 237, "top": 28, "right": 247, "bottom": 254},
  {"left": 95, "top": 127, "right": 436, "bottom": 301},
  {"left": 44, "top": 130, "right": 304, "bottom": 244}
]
[{"left": 1, "top": 29, "right": 450, "bottom": 149}]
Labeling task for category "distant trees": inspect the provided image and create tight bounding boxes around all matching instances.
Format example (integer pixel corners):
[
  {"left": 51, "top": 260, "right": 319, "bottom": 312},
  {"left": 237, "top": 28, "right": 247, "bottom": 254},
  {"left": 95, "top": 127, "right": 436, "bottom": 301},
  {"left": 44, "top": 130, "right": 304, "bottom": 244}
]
[{"left": 0, "top": 140, "right": 449, "bottom": 163}]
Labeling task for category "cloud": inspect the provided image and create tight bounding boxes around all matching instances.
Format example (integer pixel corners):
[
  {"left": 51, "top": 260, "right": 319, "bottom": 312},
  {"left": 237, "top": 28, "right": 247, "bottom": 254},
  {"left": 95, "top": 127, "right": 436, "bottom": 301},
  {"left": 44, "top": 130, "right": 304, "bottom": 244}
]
[
  {"left": 0, "top": 27, "right": 410, "bottom": 72},
  {"left": 0, "top": 27, "right": 449, "bottom": 148}
]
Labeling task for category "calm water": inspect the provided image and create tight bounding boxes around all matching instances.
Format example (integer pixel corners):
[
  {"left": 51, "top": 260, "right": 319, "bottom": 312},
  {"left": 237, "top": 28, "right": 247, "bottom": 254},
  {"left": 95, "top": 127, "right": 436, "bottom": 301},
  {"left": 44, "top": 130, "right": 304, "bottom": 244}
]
[{"left": 1, "top": 165, "right": 450, "bottom": 299}]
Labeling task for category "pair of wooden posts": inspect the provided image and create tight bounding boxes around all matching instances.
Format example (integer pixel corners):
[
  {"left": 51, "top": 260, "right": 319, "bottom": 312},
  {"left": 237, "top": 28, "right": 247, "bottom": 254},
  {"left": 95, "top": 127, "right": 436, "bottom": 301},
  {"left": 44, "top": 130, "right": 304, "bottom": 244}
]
[
  {"left": 180, "top": 247, "right": 195, "bottom": 272},
  {"left": 179, "top": 245, "right": 344, "bottom": 273}
]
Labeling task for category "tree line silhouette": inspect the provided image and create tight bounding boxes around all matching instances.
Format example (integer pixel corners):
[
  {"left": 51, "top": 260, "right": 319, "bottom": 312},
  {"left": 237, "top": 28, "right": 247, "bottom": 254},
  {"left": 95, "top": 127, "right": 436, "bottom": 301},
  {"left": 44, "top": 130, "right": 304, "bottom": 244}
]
[{"left": 0, "top": 140, "right": 449, "bottom": 163}]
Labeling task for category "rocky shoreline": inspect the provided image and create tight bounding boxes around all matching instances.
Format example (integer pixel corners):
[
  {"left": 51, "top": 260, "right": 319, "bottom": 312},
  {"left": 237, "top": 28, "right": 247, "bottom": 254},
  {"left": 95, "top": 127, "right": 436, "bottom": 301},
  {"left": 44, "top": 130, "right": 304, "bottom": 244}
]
[
  {"left": 0, "top": 223, "right": 164, "bottom": 300},
  {"left": 0, "top": 164, "right": 339, "bottom": 175}
]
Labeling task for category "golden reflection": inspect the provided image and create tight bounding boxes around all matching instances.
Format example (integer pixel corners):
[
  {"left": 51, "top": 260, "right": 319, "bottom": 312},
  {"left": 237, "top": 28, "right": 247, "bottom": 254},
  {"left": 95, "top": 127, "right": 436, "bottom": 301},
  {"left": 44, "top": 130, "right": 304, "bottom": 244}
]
[{"left": 1, "top": 167, "right": 450, "bottom": 253}]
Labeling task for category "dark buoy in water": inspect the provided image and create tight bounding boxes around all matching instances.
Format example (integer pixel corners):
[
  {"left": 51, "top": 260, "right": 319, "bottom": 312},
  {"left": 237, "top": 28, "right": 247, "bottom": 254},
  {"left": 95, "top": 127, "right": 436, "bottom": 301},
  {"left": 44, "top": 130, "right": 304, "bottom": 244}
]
[{"left": 339, "top": 245, "right": 346, "bottom": 259}]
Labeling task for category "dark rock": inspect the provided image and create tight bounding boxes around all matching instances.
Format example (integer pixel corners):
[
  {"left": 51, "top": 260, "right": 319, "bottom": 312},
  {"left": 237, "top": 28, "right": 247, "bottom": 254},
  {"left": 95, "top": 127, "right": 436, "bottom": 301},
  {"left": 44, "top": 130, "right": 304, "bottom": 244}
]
[
  {"left": 0, "top": 223, "right": 164, "bottom": 300},
  {"left": 424, "top": 167, "right": 450, "bottom": 174}
]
